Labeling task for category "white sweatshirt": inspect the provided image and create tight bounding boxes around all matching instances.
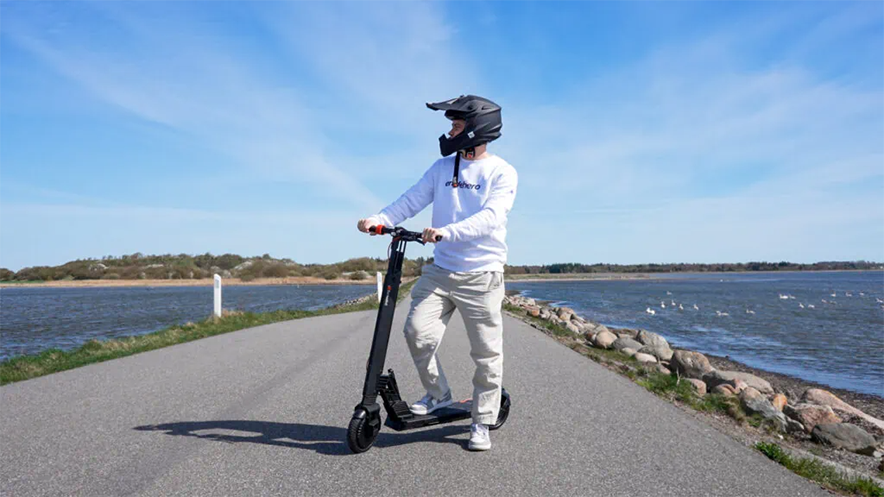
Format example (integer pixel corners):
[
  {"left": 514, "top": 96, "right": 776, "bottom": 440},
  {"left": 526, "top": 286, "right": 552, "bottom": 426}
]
[{"left": 368, "top": 154, "right": 518, "bottom": 273}]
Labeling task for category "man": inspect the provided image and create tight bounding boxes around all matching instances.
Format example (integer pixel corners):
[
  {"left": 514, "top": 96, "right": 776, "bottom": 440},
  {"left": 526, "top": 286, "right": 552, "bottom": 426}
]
[{"left": 357, "top": 95, "right": 517, "bottom": 451}]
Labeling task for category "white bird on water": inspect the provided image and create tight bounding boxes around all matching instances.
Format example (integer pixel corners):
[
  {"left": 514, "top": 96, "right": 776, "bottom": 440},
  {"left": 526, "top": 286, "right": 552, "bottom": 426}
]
[
  {"left": 877, "top": 298, "right": 884, "bottom": 304},
  {"left": 799, "top": 303, "right": 805, "bottom": 309},
  {"left": 807, "top": 304, "right": 815, "bottom": 309},
  {"left": 646, "top": 307, "right": 656, "bottom": 315},
  {"left": 671, "top": 300, "right": 676, "bottom": 307},
  {"left": 666, "top": 291, "right": 672, "bottom": 296},
  {"left": 779, "top": 294, "right": 790, "bottom": 300},
  {"left": 679, "top": 304, "right": 684, "bottom": 311},
  {"left": 845, "top": 292, "right": 853, "bottom": 297},
  {"left": 716, "top": 311, "right": 729, "bottom": 317},
  {"left": 746, "top": 309, "right": 755, "bottom": 315},
  {"left": 822, "top": 299, "right": 828, "bottom": 304},
  {"left": 831, "top": 293, "right": 837, "bottom": 297},
  {"left": 693, "top": 304, "right": 699, "bottom": 310},
  {"left": 661, "top": 301, "right": 666, "bottom": 309}
]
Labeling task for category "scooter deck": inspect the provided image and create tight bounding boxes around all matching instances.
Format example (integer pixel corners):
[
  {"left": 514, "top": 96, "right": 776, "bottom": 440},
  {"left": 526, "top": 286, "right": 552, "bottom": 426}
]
[{"left": 384, "top": 398, "right": 473, "bottom": 431}]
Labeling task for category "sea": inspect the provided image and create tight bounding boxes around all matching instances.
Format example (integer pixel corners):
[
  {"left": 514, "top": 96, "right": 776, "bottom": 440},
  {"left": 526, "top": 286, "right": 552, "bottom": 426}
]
[
  {"left": 0, "top": 284, "right": 373, "bottom": 362},
  {"left": 2, "top": 272, "right": 882, "bottom": 397},
  {"left": 506, "top": 271, "right": 884, "bottom": 397}
]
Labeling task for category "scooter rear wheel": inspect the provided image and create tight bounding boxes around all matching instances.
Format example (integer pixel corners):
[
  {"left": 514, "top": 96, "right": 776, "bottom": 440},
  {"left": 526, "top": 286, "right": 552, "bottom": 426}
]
[
  {"left": 489, "top": 393, "right": 511, "bottom": 431},
  {"left": 347, "top": 413, "right": 380, "bottom": 453}
]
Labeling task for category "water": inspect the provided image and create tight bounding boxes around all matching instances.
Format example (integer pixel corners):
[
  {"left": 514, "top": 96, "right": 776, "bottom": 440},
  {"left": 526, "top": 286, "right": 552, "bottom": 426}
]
[
  {"left": 507, "top": 271, "right": 884, "bottom": 397},
  {"left": 0, "top": 284, "right": 374, "bottom": 361}
]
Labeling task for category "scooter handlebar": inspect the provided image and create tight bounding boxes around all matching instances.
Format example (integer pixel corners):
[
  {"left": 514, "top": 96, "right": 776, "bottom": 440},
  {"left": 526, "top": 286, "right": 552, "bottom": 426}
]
[{"left": 367, "top": 226, "right": 442, "bottom": 243}]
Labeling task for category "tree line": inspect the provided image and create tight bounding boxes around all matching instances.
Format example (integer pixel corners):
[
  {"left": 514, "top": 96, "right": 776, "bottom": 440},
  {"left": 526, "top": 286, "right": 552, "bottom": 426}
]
[
  {"left": 502, "top": 261, "right": 882, "bottom": 275},
  {"left": 0, "top": 253, "right": 434, "bottom": 282}
]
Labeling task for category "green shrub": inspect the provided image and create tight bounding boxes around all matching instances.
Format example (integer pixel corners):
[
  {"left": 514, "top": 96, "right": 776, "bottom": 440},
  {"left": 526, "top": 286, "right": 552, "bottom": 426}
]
[
  {"left": 349, "top": 271, "right": 369, "bottom": 281},
  {"left": 262, "top": 264, "right": 289, "bottom": 278}
]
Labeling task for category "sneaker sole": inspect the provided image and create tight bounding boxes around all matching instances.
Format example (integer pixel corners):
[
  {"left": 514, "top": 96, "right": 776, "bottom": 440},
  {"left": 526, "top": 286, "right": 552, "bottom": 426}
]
[
  {"left": 409, "top": 399, "right": 454, "bottom": 416},
  {"left": 468, "top": 441, "right": 491, "bottom": 451}
]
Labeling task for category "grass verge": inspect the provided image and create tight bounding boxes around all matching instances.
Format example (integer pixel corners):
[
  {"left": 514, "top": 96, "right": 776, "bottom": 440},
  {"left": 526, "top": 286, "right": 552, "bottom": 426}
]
[
  {"left": 1, "top": 279, "right": 416, "bottom": 385},
  {"left": 755, "top": 442, "right": 883, "bottom": 497}
]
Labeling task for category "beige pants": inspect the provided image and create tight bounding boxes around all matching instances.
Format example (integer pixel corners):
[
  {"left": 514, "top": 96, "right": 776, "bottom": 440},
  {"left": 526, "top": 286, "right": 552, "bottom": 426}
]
[{"left": 404, "top": 264, "right": 505, "bottom": 425}]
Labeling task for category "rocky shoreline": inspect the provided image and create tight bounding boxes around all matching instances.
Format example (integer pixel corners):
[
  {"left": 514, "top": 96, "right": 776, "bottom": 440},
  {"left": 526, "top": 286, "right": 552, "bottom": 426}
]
[{"left": 503, "top": 293, "right": 884, "bottom": 485}]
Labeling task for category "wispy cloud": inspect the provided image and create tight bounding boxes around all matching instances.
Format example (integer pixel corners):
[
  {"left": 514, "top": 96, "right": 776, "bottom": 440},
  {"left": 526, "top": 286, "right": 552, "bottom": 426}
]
[{"left": 2, "top": 2, "right": 391, "bottom": 211}]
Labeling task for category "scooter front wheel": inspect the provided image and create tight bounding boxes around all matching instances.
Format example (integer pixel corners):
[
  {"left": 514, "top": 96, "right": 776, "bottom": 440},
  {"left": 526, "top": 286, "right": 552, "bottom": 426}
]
[{"left": 347, "top": 411, "right": 380, "bottom": 453}]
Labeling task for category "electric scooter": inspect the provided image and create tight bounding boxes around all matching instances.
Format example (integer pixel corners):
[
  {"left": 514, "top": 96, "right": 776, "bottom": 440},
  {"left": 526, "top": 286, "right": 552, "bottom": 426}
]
[{"left": 347, "top": 225, "right": 511, "bottom": 453}]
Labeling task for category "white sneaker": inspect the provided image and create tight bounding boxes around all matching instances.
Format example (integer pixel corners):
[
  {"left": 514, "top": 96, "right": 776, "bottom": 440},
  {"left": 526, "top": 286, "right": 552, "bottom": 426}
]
[
  {"left": 468, "top": 423, "right": 491, "bottom": 451},
  {"left": 409, "top": 390, "right": 453, "bottom": 415}
]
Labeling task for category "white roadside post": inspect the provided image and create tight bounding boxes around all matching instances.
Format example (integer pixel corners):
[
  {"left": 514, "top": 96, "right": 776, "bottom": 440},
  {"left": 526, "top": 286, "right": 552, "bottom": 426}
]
[
  {"left": 377, "top": 271, "right": 383, "bottom": 302},
  {"left": 214, "top": 274, "right": 222, "bottom": 317}
]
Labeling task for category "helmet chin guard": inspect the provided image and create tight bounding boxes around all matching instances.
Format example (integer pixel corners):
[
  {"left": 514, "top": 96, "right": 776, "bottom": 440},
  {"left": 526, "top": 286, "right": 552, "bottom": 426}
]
[{"left": 427, "top": 95, "right": 502, "bottom": 157}]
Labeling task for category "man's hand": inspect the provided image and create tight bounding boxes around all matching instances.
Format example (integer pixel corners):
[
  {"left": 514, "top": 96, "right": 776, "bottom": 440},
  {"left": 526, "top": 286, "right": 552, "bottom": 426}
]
[
  {"left": 422, "top": 227, "right": 443, "bottom": 244},
  {"left": 357, "top": 218, "right": 379, "bottom": 235}
]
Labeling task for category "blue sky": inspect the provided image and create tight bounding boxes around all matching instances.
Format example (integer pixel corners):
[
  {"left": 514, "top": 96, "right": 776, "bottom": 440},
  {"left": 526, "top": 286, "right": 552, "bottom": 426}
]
[{"left": 1, "top": 1, "right": 882, "bottom": 271}]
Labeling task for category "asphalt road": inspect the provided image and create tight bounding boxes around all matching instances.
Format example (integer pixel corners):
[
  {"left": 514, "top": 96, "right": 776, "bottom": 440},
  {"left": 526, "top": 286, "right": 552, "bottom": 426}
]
[{"left": 1, "top": 298, "right": 832, "bottom": 496}]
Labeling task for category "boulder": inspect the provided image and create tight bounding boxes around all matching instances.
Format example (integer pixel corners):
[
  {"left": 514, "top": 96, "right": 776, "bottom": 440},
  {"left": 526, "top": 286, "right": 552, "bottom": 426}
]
[
  {"left": 566, "top": 322, "right": 581, "bottom": 334},
  {"left": 636, "top": 330, "right": 671, "bottom": 350},
  {"left": 811, "top": 423, "right": 877, "bottom": 455},
  {"left": 729, "top": 379, "right": 749, "bottom": 395},
  {"left": 786, "top": 418, "right": 806, "bottom": 434},
  {"left": 702, "top": 370, "right": 773, "bottom": 395},
  {"left": 656, "top": 364, "right": 671, "bottom": 375},
  {"left": 712, "top": 384, "right": 737, "bottom": 397},
  {"left": 622, "top": 348, "right": 638, "bottom": 358},
  {"left": 556, "top": 307, "right": 575, "bottom": 321},
  {"left": 801, "top": 389, "right": 884, "bottom": 432},
  {"left": 771, "top": 394, "right": 788, "bottom": 412},
  {"left": 593, "top": 331, "right": 617, "bottom": 350},
  {"left": 686, "top": 379, "right": 706, "bottom": 397},
  {"left": 741, "top": 387, "right": 788, "bottom": 432},
  {"left": 612, "top": 337, "right": 643, "bottom": 352},
  {"left": 670, "top": 350, "right": 715, "bottom": 380},
  {"left": 637, "top": 344, "right": 673, "bottom": 362},
  {"left": 527, "top": 306, "right": 541, "bottom": 318},
  {"left": 525, "top": 298, "right": 536, "bottom": 307},
  {"left": 784, "top": 403, "right": 842, "bottom": 434},
  {"left": 540, "top": 309, "right": 551, "bottom": 320},
  {"left": 617, "top": 328, "right": 640, "bottom": 339},
  {"left": 592, "top": 324, "right": 611, "bottom": 336},
  {"left": 634, "top": 353, "right": 658, "bottom": 364}
]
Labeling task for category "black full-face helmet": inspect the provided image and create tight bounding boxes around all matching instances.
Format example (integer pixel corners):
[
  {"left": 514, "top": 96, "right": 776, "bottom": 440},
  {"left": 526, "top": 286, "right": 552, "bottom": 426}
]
[{"left": 427, "top": 95, "right": 502, "bottom": 157}]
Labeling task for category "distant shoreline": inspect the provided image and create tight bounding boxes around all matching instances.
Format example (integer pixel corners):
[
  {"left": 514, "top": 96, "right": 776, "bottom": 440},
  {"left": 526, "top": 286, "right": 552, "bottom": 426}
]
[
  {"left": 1, "top": 268, "right": 879, "bottom": 288},
  {"left": 503, "top": 268, "right": 882, "bottom": 283},
  {"left": 0, "top": 276, "right": 377, "bottom": 289}
]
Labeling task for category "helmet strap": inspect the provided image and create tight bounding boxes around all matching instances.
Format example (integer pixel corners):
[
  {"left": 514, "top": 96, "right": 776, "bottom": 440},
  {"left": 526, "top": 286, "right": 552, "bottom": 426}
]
[
  {"left": 461, "top": 147, "right": 476, "bottom": 160},
  {"left": 452, "top": 153, "right": 461, "bottom": 187}
]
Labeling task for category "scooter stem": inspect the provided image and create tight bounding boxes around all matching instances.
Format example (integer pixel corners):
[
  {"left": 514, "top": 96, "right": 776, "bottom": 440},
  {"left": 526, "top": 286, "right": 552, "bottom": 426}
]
[{"left": 360, "top": 234, "right": 407, "bottom": 406}]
